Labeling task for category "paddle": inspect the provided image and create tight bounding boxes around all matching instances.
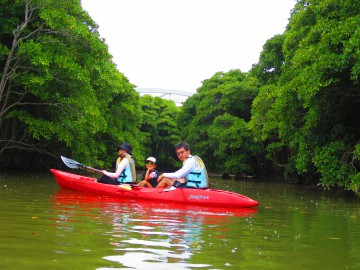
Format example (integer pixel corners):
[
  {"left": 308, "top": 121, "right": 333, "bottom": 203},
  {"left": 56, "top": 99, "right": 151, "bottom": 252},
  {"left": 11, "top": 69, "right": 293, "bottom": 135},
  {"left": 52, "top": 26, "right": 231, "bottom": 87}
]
[{"left": 60, "top": 156, "right": 102, "bottom": 173}]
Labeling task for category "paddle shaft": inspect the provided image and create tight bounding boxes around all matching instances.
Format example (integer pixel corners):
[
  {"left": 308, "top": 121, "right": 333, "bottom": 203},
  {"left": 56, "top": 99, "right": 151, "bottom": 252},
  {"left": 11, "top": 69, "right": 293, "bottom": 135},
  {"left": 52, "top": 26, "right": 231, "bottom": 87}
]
[{"left": 80, "top": 165, "right": 102, "bottom": 173}]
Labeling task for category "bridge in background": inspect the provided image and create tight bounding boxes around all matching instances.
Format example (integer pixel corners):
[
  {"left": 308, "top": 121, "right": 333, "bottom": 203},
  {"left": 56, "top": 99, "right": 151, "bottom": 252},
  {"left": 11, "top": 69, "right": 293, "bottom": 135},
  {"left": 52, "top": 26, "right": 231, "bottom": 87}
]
[{"left": 136, "top": 88, "right": 194, "bottom": 105}]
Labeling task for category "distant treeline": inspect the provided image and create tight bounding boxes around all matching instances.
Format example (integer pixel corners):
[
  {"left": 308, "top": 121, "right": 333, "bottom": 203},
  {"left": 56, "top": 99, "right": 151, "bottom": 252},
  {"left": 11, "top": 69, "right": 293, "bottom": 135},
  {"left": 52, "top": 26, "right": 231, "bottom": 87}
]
[{"left": 1, "top": 0, "right": 359, "bottom": 193}]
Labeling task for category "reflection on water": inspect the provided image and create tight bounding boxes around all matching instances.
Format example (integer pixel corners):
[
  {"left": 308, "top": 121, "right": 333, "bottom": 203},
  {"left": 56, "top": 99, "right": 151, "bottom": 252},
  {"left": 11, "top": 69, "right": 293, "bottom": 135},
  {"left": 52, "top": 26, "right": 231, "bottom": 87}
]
[
  {"left": 52, "top": 190, "right": 257, "bottom": 269},
  {"left": 1, "top": 172, "right": 360, "bottom": 270}
]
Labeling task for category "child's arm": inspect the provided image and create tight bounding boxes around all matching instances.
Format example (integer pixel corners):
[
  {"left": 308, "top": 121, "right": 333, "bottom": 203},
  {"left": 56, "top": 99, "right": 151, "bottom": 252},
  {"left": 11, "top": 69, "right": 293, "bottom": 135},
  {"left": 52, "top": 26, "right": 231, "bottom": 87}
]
[
  {"left": 143, "top": 168, "right": 152, "bottom": 181},
  {"left": 144, "top": 168, "right": 157, "bottom": 181}
]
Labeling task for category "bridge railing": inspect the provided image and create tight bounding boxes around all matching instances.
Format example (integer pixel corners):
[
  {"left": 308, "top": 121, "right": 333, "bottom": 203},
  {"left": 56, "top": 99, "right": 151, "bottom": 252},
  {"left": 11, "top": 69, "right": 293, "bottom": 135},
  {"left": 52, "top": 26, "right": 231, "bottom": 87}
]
[{"left": 136, "top": 88, "right": 194, "bottom": 105}]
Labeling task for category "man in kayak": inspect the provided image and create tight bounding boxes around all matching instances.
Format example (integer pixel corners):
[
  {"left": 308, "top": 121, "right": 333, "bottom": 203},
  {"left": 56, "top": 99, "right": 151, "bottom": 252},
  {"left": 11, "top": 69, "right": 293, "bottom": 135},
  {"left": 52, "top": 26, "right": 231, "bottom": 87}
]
[
  {"left": 138, "top": 157, "right": 159, "bottom": 187},
  {"left": 97, "top": 142, "right": 136, "bottom": 185},
  {"left": 156, "top": 142, "right": 208, "bottom": 189}
]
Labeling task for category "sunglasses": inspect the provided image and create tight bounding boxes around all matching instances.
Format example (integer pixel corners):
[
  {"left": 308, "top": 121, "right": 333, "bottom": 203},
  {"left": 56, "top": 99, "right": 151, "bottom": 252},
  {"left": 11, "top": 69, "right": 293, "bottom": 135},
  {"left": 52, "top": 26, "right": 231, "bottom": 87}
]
[
  {"left": 146, "top": 161, "right": 155, "bottom": 165},
  {"left": 176, "top": 150, "right": 186, "bottom": 156}
]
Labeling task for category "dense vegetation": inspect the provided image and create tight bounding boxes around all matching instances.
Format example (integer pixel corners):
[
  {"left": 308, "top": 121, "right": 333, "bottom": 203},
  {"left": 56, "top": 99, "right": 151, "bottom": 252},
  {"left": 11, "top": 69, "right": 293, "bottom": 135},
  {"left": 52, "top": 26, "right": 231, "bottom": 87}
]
[
  {"left": 180, "top": 0, "right": 360, "bottom": 192},
  {"left": 138, "top": 95, "right": 181, "bottom": 169},
  {"left": 0, "top": 0, "right": 140, "bottom": 168},
  {"left": 251, "top": 0, "right": 360, "bottom": 192},
  {"left": 1, "top": 0, "right": 359, "bottom": 193},
  {"left": 178, "top": 70, "right": 262, "bottom": 176}
]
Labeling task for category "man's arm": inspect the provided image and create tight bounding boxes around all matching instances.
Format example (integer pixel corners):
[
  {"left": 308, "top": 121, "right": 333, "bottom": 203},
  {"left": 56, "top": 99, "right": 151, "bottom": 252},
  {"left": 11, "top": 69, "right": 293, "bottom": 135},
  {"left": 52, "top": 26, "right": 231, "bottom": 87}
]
[{"left": 163, "top": 157, "right": 196, "bottom": 179}]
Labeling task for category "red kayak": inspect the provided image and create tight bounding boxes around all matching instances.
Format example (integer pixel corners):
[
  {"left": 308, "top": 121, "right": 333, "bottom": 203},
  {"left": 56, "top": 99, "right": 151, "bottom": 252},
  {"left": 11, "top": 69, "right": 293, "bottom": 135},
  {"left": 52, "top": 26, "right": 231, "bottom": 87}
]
[{"left": 50, "top": 169, "right": 259, "bottom": 208}]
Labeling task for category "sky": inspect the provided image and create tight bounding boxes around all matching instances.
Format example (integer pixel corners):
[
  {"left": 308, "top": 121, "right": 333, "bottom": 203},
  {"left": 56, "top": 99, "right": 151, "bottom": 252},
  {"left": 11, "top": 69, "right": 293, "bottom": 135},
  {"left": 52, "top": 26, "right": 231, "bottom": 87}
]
[{"left": 81, "top": 0, "right": 296, "bottom": 93}]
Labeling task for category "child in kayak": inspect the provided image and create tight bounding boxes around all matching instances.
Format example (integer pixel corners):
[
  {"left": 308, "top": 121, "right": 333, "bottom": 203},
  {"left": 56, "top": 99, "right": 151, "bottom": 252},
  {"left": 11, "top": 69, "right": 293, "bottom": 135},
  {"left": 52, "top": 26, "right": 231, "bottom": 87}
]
[{"left": 138, "top": 157, "right": 159, "bottom": 188}]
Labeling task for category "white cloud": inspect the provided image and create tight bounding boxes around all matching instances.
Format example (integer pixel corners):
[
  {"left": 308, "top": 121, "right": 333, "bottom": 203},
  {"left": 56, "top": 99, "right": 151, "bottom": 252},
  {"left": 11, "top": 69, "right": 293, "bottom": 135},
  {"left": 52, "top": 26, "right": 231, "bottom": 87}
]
[{"left": 81, "top": 0, "right": 296, "bottom": 92}]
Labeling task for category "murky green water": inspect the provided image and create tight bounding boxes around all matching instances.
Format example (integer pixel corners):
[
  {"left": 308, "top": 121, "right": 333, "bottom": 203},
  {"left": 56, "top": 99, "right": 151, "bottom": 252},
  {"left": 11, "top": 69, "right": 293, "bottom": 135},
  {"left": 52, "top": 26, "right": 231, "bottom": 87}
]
[{"left": 0, "top": 170, "right": 359, "bottom": 270}]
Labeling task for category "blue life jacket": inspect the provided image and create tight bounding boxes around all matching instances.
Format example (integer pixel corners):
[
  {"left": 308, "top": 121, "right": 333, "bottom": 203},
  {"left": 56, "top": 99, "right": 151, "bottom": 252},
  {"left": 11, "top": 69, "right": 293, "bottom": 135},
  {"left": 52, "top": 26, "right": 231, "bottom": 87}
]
[
  {"left": 185, "top": 156, "right": 208, "bottom": 188},
  {"left": 117, "top": 164, "right": 133, "bottom": 183},
  {"left": 116, "top": 154, "right": 136, "bottom": 183}
]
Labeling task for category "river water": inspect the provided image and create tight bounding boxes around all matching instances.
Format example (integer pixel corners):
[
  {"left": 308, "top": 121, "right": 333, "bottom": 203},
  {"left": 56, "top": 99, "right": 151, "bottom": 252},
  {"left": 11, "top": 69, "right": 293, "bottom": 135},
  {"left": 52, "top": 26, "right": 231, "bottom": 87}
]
[{"left": 0, "top": 170, "right": 359, "bottom": 270}]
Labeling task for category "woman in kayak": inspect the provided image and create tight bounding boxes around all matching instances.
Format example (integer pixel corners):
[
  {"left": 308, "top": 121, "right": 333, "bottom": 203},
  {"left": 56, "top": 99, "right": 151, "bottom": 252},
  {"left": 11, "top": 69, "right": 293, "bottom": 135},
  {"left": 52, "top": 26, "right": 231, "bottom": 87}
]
[
  {"left": 156, "top": 142, "right": 208, "bottom": 189},
  {"left": 97, "top": 142, "right": 136, "bottom": 185},
  {"left": 138, "top": 157, "right": 159, "bottom": 188}
]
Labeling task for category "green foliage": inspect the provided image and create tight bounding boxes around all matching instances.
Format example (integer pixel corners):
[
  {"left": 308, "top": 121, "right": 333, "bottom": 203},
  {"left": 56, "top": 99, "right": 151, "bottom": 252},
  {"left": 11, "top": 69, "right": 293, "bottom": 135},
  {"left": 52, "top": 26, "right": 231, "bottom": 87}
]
[
  {"left": 179, "top": 70, "right": 260, "bottom": 173},
  {"left": 249, "top": 34, "right": 286, "bottom": 85},
  {"left": 250, "top": 0, "right": 360, "bottom": 191},
  {"left": 250, "top": 84, "right": 281, "bottom": 142},
  {"left": 208, "top": 113, "right": 261, "bottom": 173},
  {"left": 0, "top": 0, "right": 140, "bottom": 168},
  {"left": 138, "top": 95, "right": 181, "bottom": 169},
  {"left": 313, "top": 141, "right": 359, "bottom": 193}
]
